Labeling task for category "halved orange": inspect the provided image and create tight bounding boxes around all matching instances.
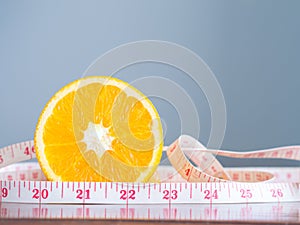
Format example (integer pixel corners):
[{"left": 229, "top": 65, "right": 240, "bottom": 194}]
[{"left": 34, "top": 76, "right": 163, "bottom": 182}]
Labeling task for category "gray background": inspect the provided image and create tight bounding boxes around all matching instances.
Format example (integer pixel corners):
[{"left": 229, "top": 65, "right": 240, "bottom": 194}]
[{"left": 0, "top": 0, "right": 299, "bottom": 167}]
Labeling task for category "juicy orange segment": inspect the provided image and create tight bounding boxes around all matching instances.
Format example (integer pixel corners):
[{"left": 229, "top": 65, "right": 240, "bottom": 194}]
[{"left": 34, "top": 76, "right": 163, "bottom": 182}]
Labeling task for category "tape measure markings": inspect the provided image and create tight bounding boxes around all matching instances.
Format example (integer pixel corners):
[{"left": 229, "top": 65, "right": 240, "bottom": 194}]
[
  {"left": 1, "top": 202, "right": 298, "bottom": 221},
  {"left": 0, "top": 140, "right": 34, "bottom": 169},
  {"left": 1, "top": 178, "right": 299, "bottom": 204}
]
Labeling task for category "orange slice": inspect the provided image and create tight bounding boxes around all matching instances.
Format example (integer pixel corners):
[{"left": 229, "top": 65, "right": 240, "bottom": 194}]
[{"left": 34, "top": 76, "right": 163, "bottom": 182}]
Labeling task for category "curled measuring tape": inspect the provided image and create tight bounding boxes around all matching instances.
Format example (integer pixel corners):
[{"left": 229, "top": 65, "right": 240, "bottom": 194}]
[{"left": 0, "top": 135, "right": 299, "bottom": 204}]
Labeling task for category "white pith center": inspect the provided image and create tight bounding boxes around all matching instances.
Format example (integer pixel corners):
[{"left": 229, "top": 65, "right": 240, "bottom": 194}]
[{"left": 82, "top": 122, "right": 114, "bottom": 157}]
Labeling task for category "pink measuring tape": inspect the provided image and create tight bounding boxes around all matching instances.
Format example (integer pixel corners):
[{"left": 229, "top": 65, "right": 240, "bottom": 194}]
[{"left": 0, "top": 135, "right": 299, "bottom": 204}]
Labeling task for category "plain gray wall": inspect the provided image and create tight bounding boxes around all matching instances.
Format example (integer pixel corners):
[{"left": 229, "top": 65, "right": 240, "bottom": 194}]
[{"left": 0, "top": 0, "right": 299, "bottom": 167}]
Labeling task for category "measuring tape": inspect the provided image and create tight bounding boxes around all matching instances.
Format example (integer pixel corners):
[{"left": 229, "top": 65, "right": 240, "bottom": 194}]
[
  {"left": 0, "top": 201, "right": 299, "bottom": 221},
  {"left": 0, "top": 135, "right": 299, "bottom": 204}
]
